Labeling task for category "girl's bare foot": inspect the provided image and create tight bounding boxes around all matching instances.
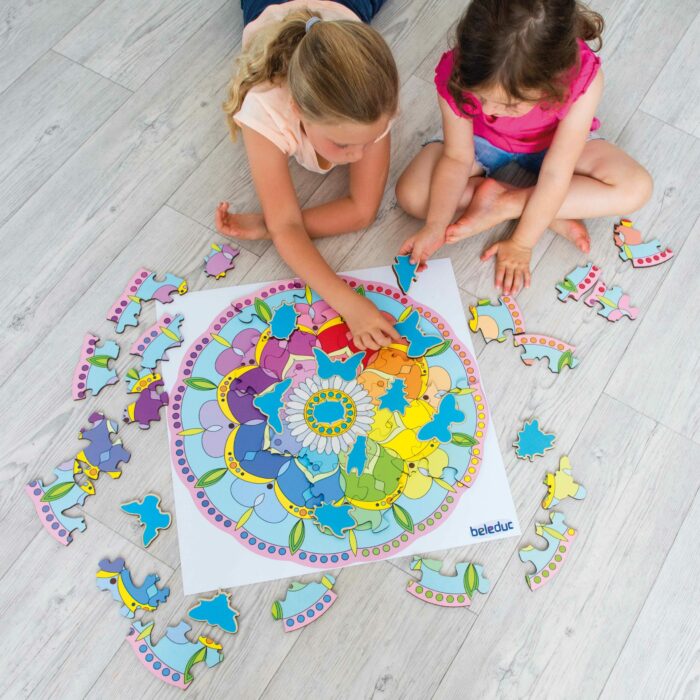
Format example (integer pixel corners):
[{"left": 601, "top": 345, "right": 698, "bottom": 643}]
[
  {"left": 549, "top": 218, "right": 590, "bottom": 253},
  {"left": 445, "top": 178, "right": 515, "bottom": 242}
]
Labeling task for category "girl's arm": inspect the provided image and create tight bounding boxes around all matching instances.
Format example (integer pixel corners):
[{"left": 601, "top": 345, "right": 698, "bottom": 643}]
[
  {"left": 511, "top": 71, "right": 604, "bottom": 247},
  {"left": 240, "top": 125, "right": 400, "bottom": 351},
  {"left": 400, "top": 96, "right": 475, "bottom": 268},
  {"left": 217, "top": 133, "right": 390, "bottom": 239},
  {"left": 302, "top": 132, "right": 391, "bottom": 236},
  {"left": 482, "top": 71, "right": 604, "bottom": 293}
]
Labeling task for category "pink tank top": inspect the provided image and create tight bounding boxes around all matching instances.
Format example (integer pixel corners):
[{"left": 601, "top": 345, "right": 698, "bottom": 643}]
[{"left": 435, "top": 39, "right": 601, "bottom": 153}]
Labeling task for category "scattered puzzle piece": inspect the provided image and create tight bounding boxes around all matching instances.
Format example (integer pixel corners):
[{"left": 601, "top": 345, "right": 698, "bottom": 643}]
[
  {"left": 72, "top": 334, "right": 120, "bottom": 400},
  {"left": 129, "top": 314, "right": 184, "bottom": 370},
  {"left": 271, "top": 575, "right": 337, "bottom": 631},
  {"left": 514, "top": 419, "right": 555, "bottom": 461},
  {"left": 107, "top": 268, "right": 188, "bottom": 333},
  {"left": 188, "top": 592, "right": 239, "bottom": 635},
  {"left": 123, "top": 373, "right": 169, "bottom": 429},
  {"left": 269, "top": 303, "right": 298, "bottom": 340},
  {"left": 97, "top": 557, "right": 170, "bottom": 617},
  {"left": 75, "top": 411, "right": 131, "bottom": 480},
  {"left": 204, "top": 242, "right": 239, "bottom": 279},
  {"left": 126, "top": 619, "right": 223, "bottom": 689},
  {"left": 584, "top": 281, "right": 639, "bottom": 322},
  {"left": 468, "top": 296, "right": 525, "bottom": 343},
  {"left": 542, "top": 455, "right": 587, "bottom": 509},
  {"left": 121, "top": 494, "right": 172, "bottom": 547},
  {"left": 555, "top": 263, "right": 602, "bottom": 302},
  {"left": 377, "top": 378, "right": 409, "bottom": 414},
  {"left": 417, "top": 394, "right": 465, "bottom": 442},
  {"left": 25, "top": 460, "right": 89, "bottom": 546},
  {"left": 406, "top": 557, "right": 490, "bottom": 607},
  {"left": 394, "top": 310, "right": 443, "bottom": 357},
  {"left": 614, "top": 219, "right": 673, "bottom": 268},
  {"left": 519, "top": 511, "right": 576, "bottom": 590},
  {"left": 513, "top": 334, "right": 579, "bottom": 373},
  {"left": 392, "top": 254, "right": 419, "bottom": 294}
]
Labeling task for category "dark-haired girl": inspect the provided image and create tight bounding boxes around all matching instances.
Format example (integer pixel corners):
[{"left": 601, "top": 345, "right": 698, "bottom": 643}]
[{"left": 396, "top": 0, "right": 653, "bottom": 295}]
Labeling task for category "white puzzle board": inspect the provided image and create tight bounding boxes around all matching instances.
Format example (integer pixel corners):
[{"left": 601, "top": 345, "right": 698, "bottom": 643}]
[{"left": 160, "top": 258, "right": 519, "bottom": 593}]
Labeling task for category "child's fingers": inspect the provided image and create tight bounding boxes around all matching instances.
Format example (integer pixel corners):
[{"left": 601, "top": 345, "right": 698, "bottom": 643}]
[
  {"left": 494, "top": 263, "right": 506, "bottom": 290},
  {"left": 352, "top": 334, "right": 365, "bottom": 351},
  {"left": 382, "top": 320, "right": 401, "bottom": 343},
  {"left": 362, "top": 333, "right": 380, "bottom": 351},
  {"left": 524, "top": 269, "right": 531, "bottom": 289},
  {"left": 398, "top": 238, "right": 414, "bottom": 256},
  {"left": 481, "top": 243, "right": 498, "bottom": 261},
  {"left": 503, "top": 268, "right": 515, "bottom": 295}
]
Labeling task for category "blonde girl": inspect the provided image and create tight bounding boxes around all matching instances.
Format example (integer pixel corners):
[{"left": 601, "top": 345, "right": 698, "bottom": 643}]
[{"left": 216, "top": 2, "right": 400, "bottom": 351}]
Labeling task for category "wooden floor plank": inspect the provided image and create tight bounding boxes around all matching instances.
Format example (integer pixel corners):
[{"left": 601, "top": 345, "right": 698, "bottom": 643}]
[
  {"left": 0, "top": 4, "right": 243, "bottom": 386},
  {"left": 600, "top": 489, "right": 700, "bottom": 699},
  {"left": 54, "top": 0, "right": 227, "bottom": 90},
  {"left": 0, "top": 51, "right": 129, "bottom": 228},
  {"left": 433, "top": 395, "right": 700, "bottom": 700},
  {"left": 0, "top": 0, "right": 103, "bottom": 94},
  {"left": 606, "top": 215, "right": 700, "bottom": 443}
]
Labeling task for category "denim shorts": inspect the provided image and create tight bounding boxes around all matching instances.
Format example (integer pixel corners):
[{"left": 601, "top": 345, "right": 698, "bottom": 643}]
[
  {"left": 422, "top": 134, "right": 547, "bottom": 176},
  {"left": 241, "top": 0, "right": 386, "bottom": 24}
]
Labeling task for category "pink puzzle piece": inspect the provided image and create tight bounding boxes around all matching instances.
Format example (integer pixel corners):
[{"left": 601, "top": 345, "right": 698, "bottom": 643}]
[
  {"left": 584, "top": 281, "right": 639, "bottom": 322},
  {"left": 614, "top": 219, "right": 673, "bottom": 268}
]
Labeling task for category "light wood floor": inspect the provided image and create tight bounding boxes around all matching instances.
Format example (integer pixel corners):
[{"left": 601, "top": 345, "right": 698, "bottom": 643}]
[{"left": 1, "top": 0, "right": 698, "bottom": 698}]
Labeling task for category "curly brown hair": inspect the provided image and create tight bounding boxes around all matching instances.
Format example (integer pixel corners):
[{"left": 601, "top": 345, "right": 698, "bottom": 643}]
[{"left": 448, "top": 0, "right": 603, "bottom": 114}]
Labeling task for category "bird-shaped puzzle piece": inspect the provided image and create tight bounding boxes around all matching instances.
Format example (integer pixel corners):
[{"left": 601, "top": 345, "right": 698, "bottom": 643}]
[
  {"left": 541, "top": 455, "right": 587, "bottom": 509},
  {"left": 272, "top": 575, "right": 337, "bottom": 631},
  {"left": 513, "top": 334, "right": 579, "bottom": 373},
  {"left": 392, "top": 254, "right": 419, "bottom": 294},
  {"left": 394, "top": 310, "right": 443, "bottom": 358},
  {"left": 377, "top": 378, "right": 409, "bottom": 414},
  {"left": 96, "top": 557, "right": 170, "bottom": 617},
  {"left": 513, "top": 419, "right": 555, "bottom": 461},
  {"left": 519, "top": 511, "right": 576, "bottom": 590},
  {"left": 121, "top": 494, "right": 172, "bottom": 547},
  {"left": 407, "top": 557, "right": 490, "bottom": 607},
  {"left": 72, "top": 334, "right": 120, "bottom": 400},
  {"left": 614, "top": 219, "right": 673, "bottom": 268},
  {"left": 253, "top": 378, "right": 292, "bottom": 433},
  {"left": 189, "top": 592, "right": 239, "bottom": 635},
  {"left": 555, "top": 263, "right": 602, "bottom": 302},
  {"left": 129, "top": 314, "right": 184, "bottom": 370},
  {"left": 584, "top": 281, "right": 639, "bottom": 322},
  {"left": 204, "top": 242, "right": 239, "bottom": 279},
  {"left": 126, "top": 619, "right": 223, "bottom": 689},
  {"left": 107, "top": 268, "right": 187, "bottom": 333},
  {"left": 468, "top": 296, "right": 525, "bottom": 342},
  {"left": 25, "top": 460, "right": 89, "bottom": 546}
]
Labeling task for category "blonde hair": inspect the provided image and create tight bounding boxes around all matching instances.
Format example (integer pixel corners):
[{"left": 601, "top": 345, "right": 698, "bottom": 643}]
[{"left": 223, "top": 11, "right": 399, "bottom": 139}]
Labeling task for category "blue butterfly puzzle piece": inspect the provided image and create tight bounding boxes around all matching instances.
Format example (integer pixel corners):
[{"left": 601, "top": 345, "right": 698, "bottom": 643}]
[
  {"left": 378, "top": 378, "right": 409, "bottom": 414},
  {"left": 513, "top": 419, "right": 555, "bottom": 461},
  {"left": 313, "top": 348, "right": 364, "bottom": 381},
  {"left": 269, "top": 303, "right": 298, "bottom": 340},
  {"left": 121, "top": 494, "right": 172, "bottom": 547},
  {"left": 417, "top": 394, "right": 465, "bottom": 443},
  {"left": 188, "top": 592, "right": 239, "bottom": 635},
  {"left": 253, "top": 378, "right": 292, "bottom": 433},
  {"left": 394, "top": 310, "right": 443, "bottom": 358},
  {"left": 392, "top": 254, "right": 419, "bottom": 294}
]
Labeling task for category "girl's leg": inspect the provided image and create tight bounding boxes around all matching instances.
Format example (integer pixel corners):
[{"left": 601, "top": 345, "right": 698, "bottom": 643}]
[
  {"left": 395, "top": 142, "right": 484, "bottom": 219},
  {"left": 447, "top": 140, "right": 653, "bottom": 242}
]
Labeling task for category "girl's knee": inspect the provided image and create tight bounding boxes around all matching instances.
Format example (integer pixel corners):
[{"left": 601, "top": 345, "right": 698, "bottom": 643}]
[
  {"left": 621, "top": 164, "right": 653, "bottom": 213},
  {"left": 395, "top": 172, "right": 427, "bottom": 219}
]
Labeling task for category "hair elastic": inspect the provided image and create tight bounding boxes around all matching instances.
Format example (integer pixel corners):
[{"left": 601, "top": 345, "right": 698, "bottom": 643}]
[{"left": 305, "top": 16, "right": 322, "bottom": 33}]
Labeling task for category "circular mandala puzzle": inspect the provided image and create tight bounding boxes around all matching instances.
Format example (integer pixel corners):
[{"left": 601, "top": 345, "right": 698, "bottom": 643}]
[{"left": 168, "top": 277, "right": 488, "bottom": 567}]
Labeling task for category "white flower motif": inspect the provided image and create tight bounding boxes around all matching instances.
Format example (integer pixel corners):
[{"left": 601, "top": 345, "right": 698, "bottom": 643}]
[{"left": 284, "top": 375, "right": 374, "bottom": 455}]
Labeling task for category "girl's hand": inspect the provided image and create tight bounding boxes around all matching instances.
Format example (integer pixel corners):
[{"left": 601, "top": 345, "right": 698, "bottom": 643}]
[
  {"left": 342, "top": 294, "right": 401, "bottom": 351},
  {"left": 481, "top": 238, "right": 532, "bottom": 295},
  {"left": 398, "top": 223, "right": 446, "bottom": 272},
  {"left": 215, "top": 201, "right": 269, "bottom": 240}
]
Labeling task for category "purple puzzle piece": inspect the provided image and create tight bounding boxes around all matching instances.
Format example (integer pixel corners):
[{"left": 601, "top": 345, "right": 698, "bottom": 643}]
[
  {"left": 76, "top": 412, "right": 131, "bottom": 479},
  {"left": 123, "top": 377, "right": 169, "bottom": 429},
  {"left": 204, "top": 242, "right": 240, "bottom": 279}
]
